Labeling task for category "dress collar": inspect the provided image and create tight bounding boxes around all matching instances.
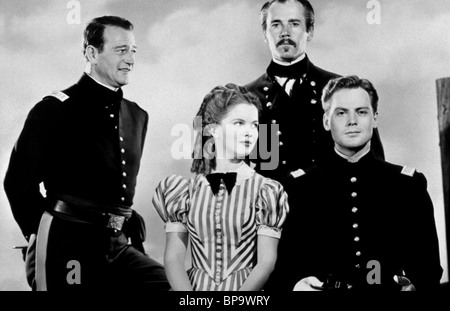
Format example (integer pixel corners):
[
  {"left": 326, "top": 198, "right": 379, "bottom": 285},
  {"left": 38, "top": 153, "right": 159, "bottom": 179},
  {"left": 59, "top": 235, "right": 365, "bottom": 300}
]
[
  {"left": 207, "top": 162, "right": 254, "bottom": 185},
  {"left": 235, "top": 162, "right": 255, "bottom": 184}
]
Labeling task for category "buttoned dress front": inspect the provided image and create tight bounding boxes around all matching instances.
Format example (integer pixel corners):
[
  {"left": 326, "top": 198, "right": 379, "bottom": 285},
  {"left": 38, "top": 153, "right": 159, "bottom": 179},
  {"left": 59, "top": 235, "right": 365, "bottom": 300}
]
[{"left": 153, "top": 164, "right": 289, "bottom": 291}]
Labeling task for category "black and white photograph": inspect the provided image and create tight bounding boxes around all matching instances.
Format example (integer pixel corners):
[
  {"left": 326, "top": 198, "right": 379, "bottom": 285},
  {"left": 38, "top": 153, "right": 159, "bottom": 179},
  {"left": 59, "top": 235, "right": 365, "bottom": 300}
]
[{"left": 0, "top": 0, "right": 448, "bottom": 298}]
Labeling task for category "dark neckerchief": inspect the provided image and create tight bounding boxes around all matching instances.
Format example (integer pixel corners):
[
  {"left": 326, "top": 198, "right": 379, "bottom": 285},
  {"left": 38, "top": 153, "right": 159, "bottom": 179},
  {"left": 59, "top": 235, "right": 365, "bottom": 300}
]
[
  {"left": 206, "top": 172, "right": 237, "bottom": 195},
  {"left": 267, "top": 57, "right": 307, "bottom": 79}
]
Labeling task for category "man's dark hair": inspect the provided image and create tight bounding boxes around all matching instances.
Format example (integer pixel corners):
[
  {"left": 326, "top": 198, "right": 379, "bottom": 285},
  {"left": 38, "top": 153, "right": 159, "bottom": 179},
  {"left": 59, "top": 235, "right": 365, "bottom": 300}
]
[
  {"left": 260, "top": 0, "right": 315, "bottom": 33},
  {"left": 83, "top": 16, "right": 133, "bottom": 55},
  {"left": 322, "top": 75, "right": 379, "bottom": 113}
]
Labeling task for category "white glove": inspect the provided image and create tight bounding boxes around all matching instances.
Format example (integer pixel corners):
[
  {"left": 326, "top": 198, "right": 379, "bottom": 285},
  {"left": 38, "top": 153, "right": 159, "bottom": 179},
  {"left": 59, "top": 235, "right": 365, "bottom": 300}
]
[
  {"left": 293, "top": 276, "right": 324, "bottom": 291},
  {"left": 394, "top": 275, "right": 415, "bottom": 291}
]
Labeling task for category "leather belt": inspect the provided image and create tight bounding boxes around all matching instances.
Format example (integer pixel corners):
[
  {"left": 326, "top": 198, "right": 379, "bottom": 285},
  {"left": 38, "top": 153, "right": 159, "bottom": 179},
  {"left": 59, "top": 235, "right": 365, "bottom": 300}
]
[{"left": 52, "top": 200, "right": 131, "bottom": 231}]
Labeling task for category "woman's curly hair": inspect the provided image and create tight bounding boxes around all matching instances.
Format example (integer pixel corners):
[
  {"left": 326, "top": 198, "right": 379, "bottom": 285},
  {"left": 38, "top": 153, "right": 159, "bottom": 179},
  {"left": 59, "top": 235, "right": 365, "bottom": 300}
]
[{"left": 191, "top": 83, "right": 262, "bottom": 175}]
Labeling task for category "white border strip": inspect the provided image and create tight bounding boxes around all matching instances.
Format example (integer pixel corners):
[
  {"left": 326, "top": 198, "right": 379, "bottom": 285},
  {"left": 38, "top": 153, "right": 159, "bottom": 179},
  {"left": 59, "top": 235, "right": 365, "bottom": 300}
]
[{"left": 35, "top": 212, "right": 53, "bottom": 291}]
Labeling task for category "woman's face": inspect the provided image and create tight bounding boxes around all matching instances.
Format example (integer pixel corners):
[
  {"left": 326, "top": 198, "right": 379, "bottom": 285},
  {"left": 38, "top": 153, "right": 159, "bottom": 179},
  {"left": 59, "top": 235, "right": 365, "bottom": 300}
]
[{"left": 213, "top": 103, "right": 259, "bottom": 161}]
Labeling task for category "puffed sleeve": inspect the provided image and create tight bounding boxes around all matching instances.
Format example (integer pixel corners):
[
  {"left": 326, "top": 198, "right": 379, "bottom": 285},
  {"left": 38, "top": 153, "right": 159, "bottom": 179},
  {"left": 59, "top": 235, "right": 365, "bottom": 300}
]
[
  {"left": 152, "top": 174, "right": 190, "bottom": 233},
  {"left": 255, "top": 178, "right": 289, "bottom": 239}
]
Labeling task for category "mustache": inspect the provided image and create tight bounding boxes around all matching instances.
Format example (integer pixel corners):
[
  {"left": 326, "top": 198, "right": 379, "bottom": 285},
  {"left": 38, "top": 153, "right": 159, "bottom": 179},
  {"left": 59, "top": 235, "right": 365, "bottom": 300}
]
[{"left": 277, "top": 38, "right": 296, "bottom": 47}]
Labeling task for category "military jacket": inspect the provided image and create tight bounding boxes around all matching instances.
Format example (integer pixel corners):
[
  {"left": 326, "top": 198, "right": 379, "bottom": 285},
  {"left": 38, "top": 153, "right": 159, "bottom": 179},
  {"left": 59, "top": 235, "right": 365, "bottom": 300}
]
[
  {"left": 269, "top": 151, "right": 442, "bottom": 291},
  {"left": 4, "top": 74, "right": 148, "bottom": 239},
  {"left": 245, "top": 56, "right": 384, "bottom": 185}
]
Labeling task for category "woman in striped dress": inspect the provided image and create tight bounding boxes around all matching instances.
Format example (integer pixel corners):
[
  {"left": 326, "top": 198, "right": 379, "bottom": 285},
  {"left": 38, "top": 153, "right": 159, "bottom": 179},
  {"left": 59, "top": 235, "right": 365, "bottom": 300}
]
[{"left": 152, "top": 84, "right": 289, "bottom": 291}]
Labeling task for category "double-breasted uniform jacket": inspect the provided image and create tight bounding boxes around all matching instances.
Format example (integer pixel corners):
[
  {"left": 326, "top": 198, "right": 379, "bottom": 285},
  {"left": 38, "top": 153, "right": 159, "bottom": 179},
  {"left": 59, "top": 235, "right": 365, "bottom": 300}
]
[
  {"left": 267, "top": 151, "right": 442, "bottom": 291},
  {"left": 245, "top": 55, "right": 384, "bottom": 185},
  {"left": 4, "top": 73, "right": 148, "bottom": 240}
]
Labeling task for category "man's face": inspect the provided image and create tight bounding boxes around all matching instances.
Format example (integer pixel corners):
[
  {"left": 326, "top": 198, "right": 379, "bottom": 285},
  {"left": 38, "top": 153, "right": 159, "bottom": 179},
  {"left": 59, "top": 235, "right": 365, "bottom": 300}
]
[
  {"left": 90, "top": 26, "right": 137, "bottom": 88},
  {"left": 264, "top": 0, "right": 312, "bottom": 62},
  {"left": 323, "top": 88, "right": 378, "bottom": 157}
]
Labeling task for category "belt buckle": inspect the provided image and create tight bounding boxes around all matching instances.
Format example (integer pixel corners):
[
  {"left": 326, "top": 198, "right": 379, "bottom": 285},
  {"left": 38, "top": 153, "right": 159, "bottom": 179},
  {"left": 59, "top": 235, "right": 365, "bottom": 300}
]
[{"left": 106, "top": 214, "right": 125, "bottom": 231}]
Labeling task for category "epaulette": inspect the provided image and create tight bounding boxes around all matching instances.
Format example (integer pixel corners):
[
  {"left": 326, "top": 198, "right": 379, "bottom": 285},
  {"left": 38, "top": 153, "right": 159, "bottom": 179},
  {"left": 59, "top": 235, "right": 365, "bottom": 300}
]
[
  {"left": 45, "top": 90, "right": 69, "bottom": 102},
  {"left": 290, "top": 168, "right": 306, "bottom": 179},
  {"left": 401, "top": 166, "right": 416, "bottom": 177}
]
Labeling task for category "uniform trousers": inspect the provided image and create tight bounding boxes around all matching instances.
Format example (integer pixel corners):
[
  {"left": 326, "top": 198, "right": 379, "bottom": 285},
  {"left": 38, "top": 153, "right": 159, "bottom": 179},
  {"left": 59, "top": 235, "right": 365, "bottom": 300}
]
[{"left": 29, "top": 211, "right": 170, "bottom": 291}]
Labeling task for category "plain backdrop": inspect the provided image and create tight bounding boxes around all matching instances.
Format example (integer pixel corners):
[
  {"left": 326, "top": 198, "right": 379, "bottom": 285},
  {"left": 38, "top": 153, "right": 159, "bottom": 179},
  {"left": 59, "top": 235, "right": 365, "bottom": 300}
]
[{"left": 0, "top": 0, "right": 448, "bottom": 290}]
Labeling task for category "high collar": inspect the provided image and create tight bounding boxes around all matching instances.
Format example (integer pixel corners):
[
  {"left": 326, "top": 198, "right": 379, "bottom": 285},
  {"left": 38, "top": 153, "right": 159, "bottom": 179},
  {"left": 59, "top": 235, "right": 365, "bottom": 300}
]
[
  {"left": 335, "top": 142, "right": 372, "bottom": 163},
  {"left": 267, "top": 54, "right": 308, "bottom": 79},
  {"left": 76, "top": 73, "right": 123, "bottom": 105},
  {"left": 272, "top": 53, "right": 306, "bottom": 66},
  {"left": 330, "top": 144, "right": 376, "bottom": 168},
  {"left": 85, "top": 73, "right": 120, "bottom": 92}
]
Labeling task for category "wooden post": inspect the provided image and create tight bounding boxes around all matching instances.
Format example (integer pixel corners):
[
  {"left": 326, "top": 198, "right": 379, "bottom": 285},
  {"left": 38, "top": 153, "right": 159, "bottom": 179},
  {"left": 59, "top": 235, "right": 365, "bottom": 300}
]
[{"left": 436, "top": 77, "right": 450, "bottom": 285}]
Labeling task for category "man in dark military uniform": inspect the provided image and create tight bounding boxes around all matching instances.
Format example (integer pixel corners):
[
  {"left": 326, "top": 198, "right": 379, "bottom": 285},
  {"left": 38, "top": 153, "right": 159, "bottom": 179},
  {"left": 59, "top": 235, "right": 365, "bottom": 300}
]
[
  {"left": 245, "top": 0, "right": 384, "bottom": 185},
  {"left": 4, "top": 16, "right": 170, "bottom": 291},
  {"left": 267, "top": 75, "right": 442, "bottom": 291}
]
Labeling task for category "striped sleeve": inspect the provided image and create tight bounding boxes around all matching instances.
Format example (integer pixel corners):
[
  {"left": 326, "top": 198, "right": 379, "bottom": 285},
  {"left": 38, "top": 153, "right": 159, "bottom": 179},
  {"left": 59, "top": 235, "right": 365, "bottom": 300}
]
[
  {"left": 152, "top": 174, "right": 190, "bottom": 233},
  {"left": 255, "top": 179, "right": 290, "bottom": 239}
]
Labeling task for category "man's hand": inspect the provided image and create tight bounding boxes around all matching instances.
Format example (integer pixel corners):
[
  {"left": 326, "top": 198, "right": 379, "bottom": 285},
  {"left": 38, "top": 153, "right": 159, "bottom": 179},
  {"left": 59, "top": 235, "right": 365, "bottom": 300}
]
[
  {"left": 293, "top": 276, "right": 324, "bottom": 291},
  {"left": 394, "top": 275, "right": 416, "bottom": 291}
]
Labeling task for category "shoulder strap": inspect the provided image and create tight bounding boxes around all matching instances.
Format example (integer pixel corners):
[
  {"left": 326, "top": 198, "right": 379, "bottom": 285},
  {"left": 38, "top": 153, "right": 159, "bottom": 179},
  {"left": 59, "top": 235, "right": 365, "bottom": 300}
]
[
  {"left": 45, "top": 90, "right": 69, "bottom": 102},
  {"left": 401, "top": 166, "right": 416, "bottom": 177}
]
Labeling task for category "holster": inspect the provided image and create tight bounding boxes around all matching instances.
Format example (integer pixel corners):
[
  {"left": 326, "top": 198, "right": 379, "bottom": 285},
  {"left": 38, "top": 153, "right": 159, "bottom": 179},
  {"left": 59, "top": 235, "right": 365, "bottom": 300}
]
[{"left": 124, "top": 210, "right": 147, "bottom": 254}]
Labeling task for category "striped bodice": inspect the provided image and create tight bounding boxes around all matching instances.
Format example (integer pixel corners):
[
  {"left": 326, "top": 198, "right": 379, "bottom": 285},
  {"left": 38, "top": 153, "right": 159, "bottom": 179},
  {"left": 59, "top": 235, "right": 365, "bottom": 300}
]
[{"left": 153, "top": 164, "right": 289, "bottom": 291}]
